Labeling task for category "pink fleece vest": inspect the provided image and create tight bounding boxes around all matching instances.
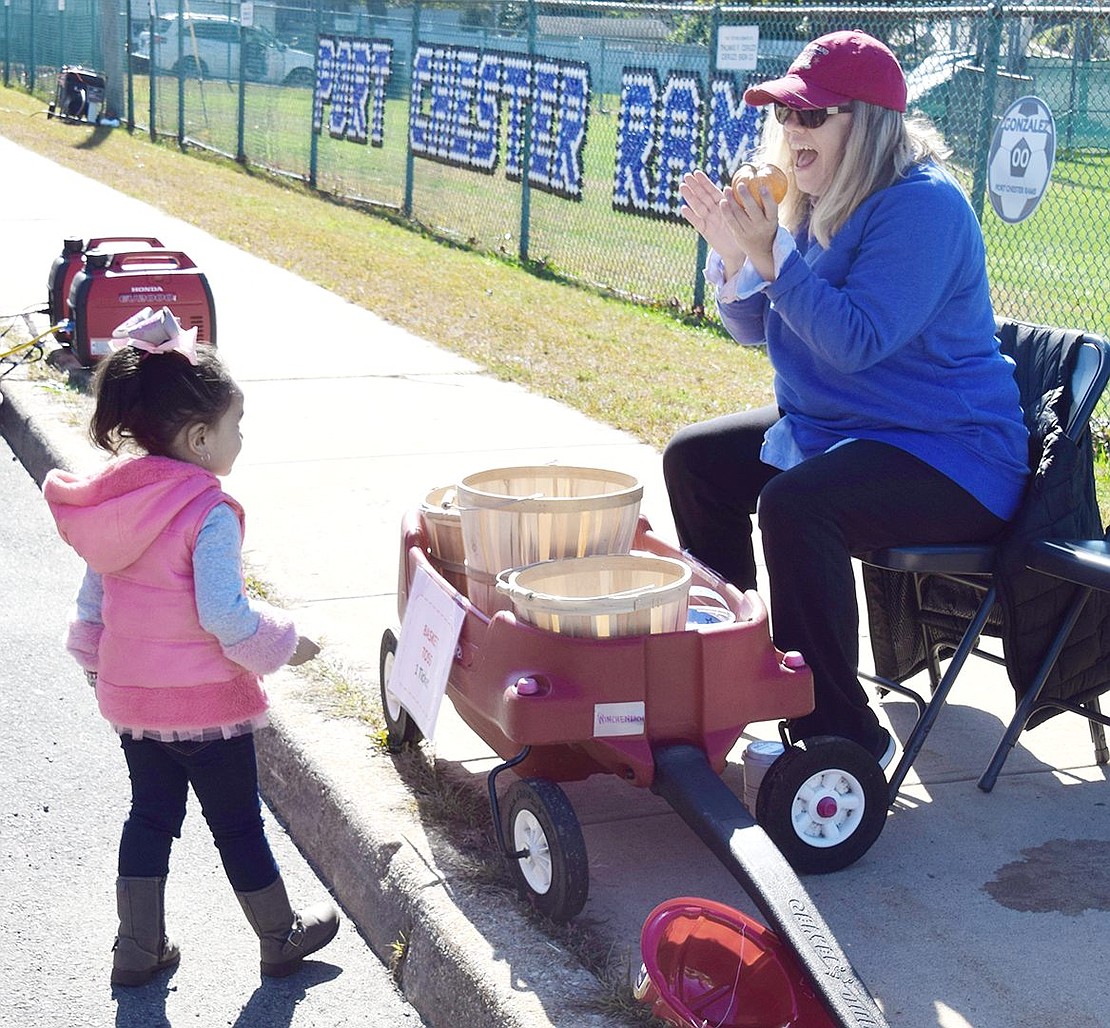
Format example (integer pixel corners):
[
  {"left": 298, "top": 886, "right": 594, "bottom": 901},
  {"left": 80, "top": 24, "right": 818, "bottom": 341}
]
[{"left": 96, "top": 487, "right": 268, "bottom": 735}]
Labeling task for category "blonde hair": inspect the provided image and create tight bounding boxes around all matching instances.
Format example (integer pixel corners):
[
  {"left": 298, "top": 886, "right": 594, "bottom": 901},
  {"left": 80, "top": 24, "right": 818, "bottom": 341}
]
[{"left": 756, "top": 103, "right": 952, "bottom": 247}]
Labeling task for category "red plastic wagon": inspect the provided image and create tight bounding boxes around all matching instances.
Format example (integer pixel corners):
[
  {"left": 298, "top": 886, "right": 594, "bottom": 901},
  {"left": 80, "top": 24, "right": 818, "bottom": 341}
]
[{"left": 380, "top": 502, "right": 889, "bottom": 1028}]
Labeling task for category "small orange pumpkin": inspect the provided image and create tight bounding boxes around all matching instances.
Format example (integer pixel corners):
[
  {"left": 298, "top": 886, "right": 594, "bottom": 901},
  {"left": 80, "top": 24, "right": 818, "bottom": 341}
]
[{"left": 731, "top": 162, "right": 789, "bottom": 211}]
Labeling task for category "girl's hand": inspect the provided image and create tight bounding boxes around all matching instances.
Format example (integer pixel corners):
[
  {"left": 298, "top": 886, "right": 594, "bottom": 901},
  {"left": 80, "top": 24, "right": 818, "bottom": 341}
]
[
  {"left": 679, "top": 170, "right": 748, "bottom": 277},
  {"left": 287, "top": 635, "right": 320, "bottom": 666}
]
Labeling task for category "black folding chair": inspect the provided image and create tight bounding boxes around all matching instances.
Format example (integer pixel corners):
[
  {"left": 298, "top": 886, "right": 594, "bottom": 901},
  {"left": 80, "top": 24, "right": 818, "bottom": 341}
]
[
  {"left": 978, "top": 530, "right": 1110, "bottom": 791},
  {"left": 856, "top": 320, "right": 1110, "bottom": 803}
]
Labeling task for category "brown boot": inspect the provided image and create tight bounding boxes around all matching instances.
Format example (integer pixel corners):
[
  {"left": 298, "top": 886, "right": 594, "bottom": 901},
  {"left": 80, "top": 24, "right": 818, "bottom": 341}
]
[
  {"left": 235, "top": 876, "right": 340, "bottom": 977},
  {"left": 111, "top": 876, "right": 181, "bottom": 987}
]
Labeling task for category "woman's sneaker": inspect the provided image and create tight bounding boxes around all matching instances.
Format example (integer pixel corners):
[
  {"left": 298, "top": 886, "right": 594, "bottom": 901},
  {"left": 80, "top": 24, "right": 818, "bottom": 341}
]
[{"left": 868, "top": 727, "right": 897, "bottom": 770}]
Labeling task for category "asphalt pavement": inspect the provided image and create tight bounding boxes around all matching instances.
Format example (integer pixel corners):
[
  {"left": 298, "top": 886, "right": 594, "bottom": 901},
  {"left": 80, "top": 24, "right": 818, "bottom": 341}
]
[{"left": 3, "top": 127, "right": 1110, "bottom": 1028}]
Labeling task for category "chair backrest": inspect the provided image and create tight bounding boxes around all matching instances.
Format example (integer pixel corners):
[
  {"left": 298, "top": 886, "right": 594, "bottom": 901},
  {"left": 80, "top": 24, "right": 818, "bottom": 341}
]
[
  {"left": 995, "top": 318, "right": 1110, "bottom": 445},
  {"left": 1066, "top": 336, "right": 1110, "bottom": 442}
]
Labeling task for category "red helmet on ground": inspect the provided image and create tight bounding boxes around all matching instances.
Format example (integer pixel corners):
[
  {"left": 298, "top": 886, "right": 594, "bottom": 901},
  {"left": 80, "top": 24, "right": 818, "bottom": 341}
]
[{"left": 633, "top": 897, "right": 837, "bottom": 1028}]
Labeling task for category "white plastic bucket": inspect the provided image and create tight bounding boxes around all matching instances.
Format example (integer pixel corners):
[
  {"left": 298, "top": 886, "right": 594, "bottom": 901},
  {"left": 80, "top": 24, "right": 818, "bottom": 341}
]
[
  {"left": 742, "top": 740, "right": 785, "bottom": 814},
  {"left": 498, "top": 553, "right": 691, "bottom": 638},
  {"left": 685, "top": 586, "right": 737, "bottom": 628}
]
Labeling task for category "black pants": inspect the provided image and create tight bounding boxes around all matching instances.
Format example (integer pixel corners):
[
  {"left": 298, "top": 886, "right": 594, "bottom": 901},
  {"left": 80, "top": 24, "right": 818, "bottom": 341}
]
[
  {"left": 118, "top": 732, "right": 280, "bottom": 893},
  {"left": 663, "top": 404, "right": 1006, "bottom": 747}
]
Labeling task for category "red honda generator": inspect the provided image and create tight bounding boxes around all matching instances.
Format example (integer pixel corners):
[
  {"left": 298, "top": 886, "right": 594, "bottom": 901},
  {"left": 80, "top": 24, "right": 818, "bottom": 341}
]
[
  {"left": 47, "top": 236, "right": 165, "bottom": 342},
  {"left": 68, "top": 249, "right": 217, "bottom": 366}
]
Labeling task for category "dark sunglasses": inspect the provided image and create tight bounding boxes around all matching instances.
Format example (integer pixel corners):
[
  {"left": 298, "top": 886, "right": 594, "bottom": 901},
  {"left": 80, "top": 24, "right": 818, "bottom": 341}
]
[{"left": 773, "top": 103, "right": 852, "bottom": 129}]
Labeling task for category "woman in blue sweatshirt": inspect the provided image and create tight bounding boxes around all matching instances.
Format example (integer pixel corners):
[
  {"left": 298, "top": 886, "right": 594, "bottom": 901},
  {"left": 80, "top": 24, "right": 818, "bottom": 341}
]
[{"left": 663, "top": 30, "right": 1029, "bottom": 766}]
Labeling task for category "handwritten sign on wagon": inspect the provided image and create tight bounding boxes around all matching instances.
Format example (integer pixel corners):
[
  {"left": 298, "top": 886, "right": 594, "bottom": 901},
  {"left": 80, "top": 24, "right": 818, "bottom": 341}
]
[{"left": 390, "top": 565, "right": 465, "bottom": 740}]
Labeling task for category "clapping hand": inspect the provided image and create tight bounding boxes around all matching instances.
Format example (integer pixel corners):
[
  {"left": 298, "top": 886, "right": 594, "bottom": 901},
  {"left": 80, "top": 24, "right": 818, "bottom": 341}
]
[
  {"left": 680, "top": 169, "right": 781, "bottom": 283},
  {"left": 680, "top": 170, "right": 745, "bottom": 274}
]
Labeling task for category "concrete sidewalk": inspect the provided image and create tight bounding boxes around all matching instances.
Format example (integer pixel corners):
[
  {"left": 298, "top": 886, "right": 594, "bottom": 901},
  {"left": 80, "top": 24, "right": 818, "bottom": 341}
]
[{"left": 3, "top": 132, "right": 1110, "bottom": 1028}]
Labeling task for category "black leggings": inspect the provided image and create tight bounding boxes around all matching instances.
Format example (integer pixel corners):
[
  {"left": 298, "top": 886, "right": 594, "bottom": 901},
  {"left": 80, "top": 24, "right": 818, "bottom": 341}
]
[{"left": 663, "top": 404, "right": 1006, "bottom": 746}]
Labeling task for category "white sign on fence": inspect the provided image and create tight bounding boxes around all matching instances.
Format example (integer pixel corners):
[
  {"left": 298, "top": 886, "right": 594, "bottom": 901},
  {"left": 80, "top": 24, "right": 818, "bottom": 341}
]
[
  {"left": 987, "top": 95, "right": 1056, "bottom": 224},
  {"left": 717, "top": 26, "right": 759, "bottom": 72},
  {"left": 387, "top": 564, "right": 465, "bottom": 741}
]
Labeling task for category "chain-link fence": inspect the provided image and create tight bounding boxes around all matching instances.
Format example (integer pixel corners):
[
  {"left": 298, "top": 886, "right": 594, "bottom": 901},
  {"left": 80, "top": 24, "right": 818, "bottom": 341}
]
[{"left": 4, "top": 1, "right": 1108, "bottom": 335}]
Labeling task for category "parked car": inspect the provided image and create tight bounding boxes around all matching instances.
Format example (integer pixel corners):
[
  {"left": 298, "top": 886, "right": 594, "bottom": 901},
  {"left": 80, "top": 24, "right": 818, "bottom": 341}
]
[{"left": 135, "top": 13, "right": 317, "bottom": 87}]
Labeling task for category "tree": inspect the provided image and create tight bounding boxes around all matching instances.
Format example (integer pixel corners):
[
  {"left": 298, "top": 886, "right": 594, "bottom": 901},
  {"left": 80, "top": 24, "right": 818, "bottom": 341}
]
[{"left": 99, "top": 0, "right": 124, "bottom": 119}]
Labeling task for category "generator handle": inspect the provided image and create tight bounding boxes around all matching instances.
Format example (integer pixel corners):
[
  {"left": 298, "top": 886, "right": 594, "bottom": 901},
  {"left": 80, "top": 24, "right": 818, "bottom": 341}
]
[
  {"left": 105, "top": 250, "right": 197, "bottom": 272},
  {"left": 87, "top": 236, "right": 165, "bottom": 250}
]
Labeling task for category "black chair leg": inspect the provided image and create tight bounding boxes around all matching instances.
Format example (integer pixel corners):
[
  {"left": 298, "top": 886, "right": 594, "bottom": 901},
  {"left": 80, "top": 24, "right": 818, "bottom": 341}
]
[
  {"left": 1085, "top": 697, "right": 1109, "bottom": 764},
  {"left": 887, "top": 585, "right": 998, "bottom": 804},
  {"left": 978, "top": 585, "right": 1092, "bottom": 792}
]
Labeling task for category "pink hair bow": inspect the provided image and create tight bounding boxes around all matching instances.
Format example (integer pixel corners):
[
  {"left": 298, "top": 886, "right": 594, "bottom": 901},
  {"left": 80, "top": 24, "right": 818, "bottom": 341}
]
[{"left": 110, "top": 306, "right": 200, "bottom": 365}]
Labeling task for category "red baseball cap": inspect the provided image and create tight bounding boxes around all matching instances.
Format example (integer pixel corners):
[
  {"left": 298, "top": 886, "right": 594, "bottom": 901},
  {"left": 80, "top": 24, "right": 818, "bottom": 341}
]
[{"left": 744, "top": 30, "right": 907, "bottom": 113}]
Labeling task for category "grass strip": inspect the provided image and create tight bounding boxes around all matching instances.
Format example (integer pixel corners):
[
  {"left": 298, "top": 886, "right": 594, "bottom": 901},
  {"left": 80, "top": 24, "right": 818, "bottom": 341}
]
[{"left": 0, "top": 86, "right": 774, "bottom": 453}]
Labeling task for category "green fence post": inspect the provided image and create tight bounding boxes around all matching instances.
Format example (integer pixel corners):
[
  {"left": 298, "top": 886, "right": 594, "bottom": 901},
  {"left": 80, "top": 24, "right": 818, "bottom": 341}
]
[
  {"left": 598, "top": 37, "right": 605, "bottom": 109},
  {"left": 176, "top": 0, "right": 185, "bottom": 146},
  {"left": 4, "top": 0, "right": 10, "bottom": 89},
  {"left": 518, "top": 0, "right": 536, "bottom": 264},
  {"left": 29, "top": 0, "right": 35, "bottom": 94},
  {"left": 1071, "top": 16, "right": 1093, "bottom": 151},
  {"left": 402, "top": 0, "right": 421, "bottom": 218},
  {"left": 693, "top": 4, "right": 721, "bottom": 312},
  {"left": 236, "top": 13, "right": 246, "bottom": 161},
  {"left": 969, "top": 4, "right": 1003, "bottom": 222},
  {"left": 58, "top": 0, "right": 65, "bottom": 74},
  {"left": 125, "top": 1, "right": 134, "bottom": 130},
  {"left": 1064, "top": 17, "right": 1079, "bottom": 151},
  {"left": 148, "top": 2, "right": 156, "bottom": 139},
  {"left": 308, "top": 0, "right": 320, "bottom": 188}
]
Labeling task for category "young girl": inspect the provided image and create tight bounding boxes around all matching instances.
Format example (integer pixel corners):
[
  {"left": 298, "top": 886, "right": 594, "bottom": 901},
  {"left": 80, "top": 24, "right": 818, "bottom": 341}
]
[{"left": 44, "top": 307, "right": 339, "bottom": 987}]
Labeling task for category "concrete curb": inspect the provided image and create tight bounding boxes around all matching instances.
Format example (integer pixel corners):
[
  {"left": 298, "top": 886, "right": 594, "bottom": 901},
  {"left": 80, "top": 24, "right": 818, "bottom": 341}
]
[{"left": 0, "top": 370, "right": 621, "bottom": 1028}]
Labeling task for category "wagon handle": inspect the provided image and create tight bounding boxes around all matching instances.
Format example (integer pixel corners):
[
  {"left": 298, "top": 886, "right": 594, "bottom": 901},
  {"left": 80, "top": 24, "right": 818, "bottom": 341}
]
[
  {"left": 487, "top": 746, "right": 532, "bottom": 860},
  {"left": 651, "top": 743, "right": 888, "bottom": 1028}
]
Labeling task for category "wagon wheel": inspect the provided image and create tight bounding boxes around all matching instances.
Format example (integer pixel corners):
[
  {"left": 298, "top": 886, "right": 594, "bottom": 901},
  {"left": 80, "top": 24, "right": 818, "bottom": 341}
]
[
  {"left": 502, "top": 778, "right": 589, "bottom": 923},
  {"left": 379, "top": 628, "right": 422, "bottom": 752},
  {"left": 755, "top": 736, "right": 887, "bottom": 875}
]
